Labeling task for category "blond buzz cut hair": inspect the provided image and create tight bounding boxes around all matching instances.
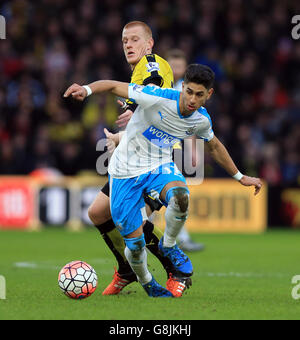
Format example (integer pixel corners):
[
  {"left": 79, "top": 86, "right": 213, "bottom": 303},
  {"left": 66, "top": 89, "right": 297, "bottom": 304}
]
[{"left": 123, "top": 21, "right": 153, "bottom": 39}]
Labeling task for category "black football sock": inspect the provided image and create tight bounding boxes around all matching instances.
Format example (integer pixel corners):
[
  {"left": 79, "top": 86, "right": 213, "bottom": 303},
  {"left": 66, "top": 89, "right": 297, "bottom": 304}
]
[
  {"left": 94, "top": 219, "right": 135, "bottom": 277},
  {"left": 143, "top": 220, "right": 175, "bottom": 278}
]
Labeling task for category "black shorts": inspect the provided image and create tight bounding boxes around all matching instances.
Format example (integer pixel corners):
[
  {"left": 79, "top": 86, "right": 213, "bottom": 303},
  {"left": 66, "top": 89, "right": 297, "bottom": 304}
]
[
  {"left": 101, "top": 181, "right": 110, "bottom": 197},
  {"left": 101, "top": 180, "right": 163, "bottom": 212}
]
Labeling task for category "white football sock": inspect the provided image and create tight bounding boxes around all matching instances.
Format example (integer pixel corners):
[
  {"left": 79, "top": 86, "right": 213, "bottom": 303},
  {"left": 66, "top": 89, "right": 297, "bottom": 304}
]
[
  {"left": 124, "top": 246, "right": 152, "bottom": 285},
  {"left": 163, "top": 196, "right": 188, "bottom": 248}
]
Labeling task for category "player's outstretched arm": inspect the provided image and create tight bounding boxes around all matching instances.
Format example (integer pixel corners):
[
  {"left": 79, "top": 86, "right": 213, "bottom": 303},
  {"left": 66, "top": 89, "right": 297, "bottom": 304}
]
[
  {"left": 206, "top": 136, "right": 262, "bottom": 195},
  {"left": 63, "top": 81, "right": 130, "bottom": 101}
]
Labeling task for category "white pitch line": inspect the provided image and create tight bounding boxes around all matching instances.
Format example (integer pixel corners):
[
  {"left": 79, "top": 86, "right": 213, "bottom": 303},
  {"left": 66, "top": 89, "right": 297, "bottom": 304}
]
[
  {"left": 13, "top": 262, "right": 289, "bottom": 279},
  {"left": 12, "top": 259, "right": 112, "bottom": 275},
  {"left": 13, "top": 262, "right": 61, "bottom": 270},
  {"left": 195, "top": 271, "right": 288, "bottom": 278}
]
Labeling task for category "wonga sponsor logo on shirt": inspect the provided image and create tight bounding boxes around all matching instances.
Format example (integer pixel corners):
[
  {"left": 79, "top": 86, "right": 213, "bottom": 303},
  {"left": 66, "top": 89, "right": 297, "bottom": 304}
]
[{"left": 142, "top": 125, "right": 181, "bottom": 148}]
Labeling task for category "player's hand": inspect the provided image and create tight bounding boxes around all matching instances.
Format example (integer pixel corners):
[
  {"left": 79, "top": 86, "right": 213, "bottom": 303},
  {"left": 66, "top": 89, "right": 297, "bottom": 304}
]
[
  {"left": 63, "top": 83, "right": 87, "bottom": 101},
  {"left": 116, "top": 100, "right": 133, "bottom": 128},
  {"left": 239, "top": 175, "right": 262, "bottom": 195},
  {"left": 104, "top": 128, "right": 117, "bottom": 154}
]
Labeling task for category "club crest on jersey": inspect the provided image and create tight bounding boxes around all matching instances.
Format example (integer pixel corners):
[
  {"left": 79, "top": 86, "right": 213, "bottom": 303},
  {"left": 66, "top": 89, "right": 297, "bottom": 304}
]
[
  {"left": 186, "top": 125, "right": 197, "bottom": 136},
  {"left": 143, "top": 125, "right": 181, "bottom": 148},
  {"left": 146, "top": 62, "right": 160, "bottom": 73}
]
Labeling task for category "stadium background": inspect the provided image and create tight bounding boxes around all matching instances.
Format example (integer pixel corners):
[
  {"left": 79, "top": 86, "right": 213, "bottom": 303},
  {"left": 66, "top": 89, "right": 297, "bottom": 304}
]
[
  {"left": 1, "top": 0, "right": 300, "bottom": 322},
  {"left": 0, "top": 0, "right": 299, "bottom": 230}
]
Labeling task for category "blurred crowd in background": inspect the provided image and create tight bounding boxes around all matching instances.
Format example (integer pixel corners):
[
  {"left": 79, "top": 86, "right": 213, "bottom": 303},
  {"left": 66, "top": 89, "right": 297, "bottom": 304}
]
[{"left": 0, "top": 0, "right": 299, "bottom": 187}]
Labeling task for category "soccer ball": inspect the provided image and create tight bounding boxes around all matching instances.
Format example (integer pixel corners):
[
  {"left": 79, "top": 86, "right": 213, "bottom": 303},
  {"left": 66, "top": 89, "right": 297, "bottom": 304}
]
[{"left": 58, "top": 261, "right": 98, "bottom": 299}]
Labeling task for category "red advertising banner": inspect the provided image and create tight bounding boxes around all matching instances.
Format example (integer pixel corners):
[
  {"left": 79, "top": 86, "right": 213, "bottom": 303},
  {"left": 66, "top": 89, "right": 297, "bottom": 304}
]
[{"left": 0, "top": 178, "right": 35, "bottom": 229}]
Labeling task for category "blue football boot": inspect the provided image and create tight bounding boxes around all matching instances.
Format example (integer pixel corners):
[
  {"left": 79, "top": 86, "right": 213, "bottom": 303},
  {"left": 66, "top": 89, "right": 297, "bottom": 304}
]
[
  {"left": 159, "top": 237, "right": 193, "bottom": 276},
  {"left": 142, "top": 276, "right": 173, "bottom": 297}
]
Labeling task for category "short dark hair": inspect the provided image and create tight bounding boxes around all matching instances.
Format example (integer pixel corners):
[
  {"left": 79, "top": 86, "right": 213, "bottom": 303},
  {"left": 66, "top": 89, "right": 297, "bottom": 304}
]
[{"left": 183, "top": 64, "right": 215, "bottom": 89}]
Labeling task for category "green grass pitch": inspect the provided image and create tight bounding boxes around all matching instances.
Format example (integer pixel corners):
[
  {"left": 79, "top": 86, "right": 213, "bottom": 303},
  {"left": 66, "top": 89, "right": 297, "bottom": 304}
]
[{"left": 0, "top": 228, "right": 300, "bottom": 320}]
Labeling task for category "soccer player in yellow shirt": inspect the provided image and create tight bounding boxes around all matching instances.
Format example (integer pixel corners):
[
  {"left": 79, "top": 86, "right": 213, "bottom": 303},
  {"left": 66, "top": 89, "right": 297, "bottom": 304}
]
[{"left": 87, "top": 21, "right": 190, "bottom": 297}]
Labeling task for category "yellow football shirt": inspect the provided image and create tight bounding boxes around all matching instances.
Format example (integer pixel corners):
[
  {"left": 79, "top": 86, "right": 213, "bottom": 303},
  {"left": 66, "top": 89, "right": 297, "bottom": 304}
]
[
  {"left": 126, "top": 54, "right": 181, "bottom": 149},
  {"left": 125, "top": 53, "right": 173, "bottom": 107},
  {"left": 131, "top": 53, "right": 174, "bottom": 88}
]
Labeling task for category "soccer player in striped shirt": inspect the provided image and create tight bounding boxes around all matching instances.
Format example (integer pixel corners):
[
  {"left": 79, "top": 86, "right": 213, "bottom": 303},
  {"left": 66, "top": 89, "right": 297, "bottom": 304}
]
[
  {"left": 64, "top": 64, "right": 262, "bottom": 296},
  {"left": 85, "top": 21, "right": 190, "bottom": 297}
]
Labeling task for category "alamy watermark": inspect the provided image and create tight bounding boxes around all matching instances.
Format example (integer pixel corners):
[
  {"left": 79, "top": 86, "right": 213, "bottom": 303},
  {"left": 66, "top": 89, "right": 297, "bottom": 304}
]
[
  {"left": 291, "top": 15, "right": 300, "bottom": 40},
  {"left": 0, "top": 275, "right": 6, "bottom": 300},
  {"left": 96, "top": 135, "right": 205, "bottom": 185},
  {"left": 291, "top": 275, "right": 300, "bottom": 300},
  {"left": 0, "top": 15, "right": 6, "bottom": 40}
]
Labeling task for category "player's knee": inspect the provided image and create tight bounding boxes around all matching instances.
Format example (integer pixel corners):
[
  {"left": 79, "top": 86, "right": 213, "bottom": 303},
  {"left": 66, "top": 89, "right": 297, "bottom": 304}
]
[
  {"left": 87, "top": 205, "right": 97, "bottom": 224},
  {"left": 166, "top": 187, "right": 190, "bottom": 213},
  {"left": 176, "top": 191, "right": 189, "bottom": 213},
  {"left": 88, "top": 204, "right": 109, "bottom": 225}
]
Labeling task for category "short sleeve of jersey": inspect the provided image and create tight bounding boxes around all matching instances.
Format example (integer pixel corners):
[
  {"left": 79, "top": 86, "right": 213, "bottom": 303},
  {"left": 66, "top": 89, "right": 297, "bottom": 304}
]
[
  {"left": 195, "top": 108, "right": 214, "bottom": 142},
  {"left": 131, "top": 54, "right": 174, "bottom": 89},
  {"left": 128, "top": 84, "right": 162, "bottom": 109}
]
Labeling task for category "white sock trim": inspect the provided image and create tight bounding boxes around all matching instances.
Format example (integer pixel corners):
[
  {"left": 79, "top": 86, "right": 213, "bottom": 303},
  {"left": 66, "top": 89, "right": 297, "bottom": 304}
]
[{"left": 163, "top": 234, "right": 176, "bottom": 248}]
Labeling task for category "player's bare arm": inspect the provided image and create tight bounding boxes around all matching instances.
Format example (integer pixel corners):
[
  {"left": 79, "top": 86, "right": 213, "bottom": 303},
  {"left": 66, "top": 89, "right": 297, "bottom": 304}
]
[
  {"left": 64, "top": 80, "right": 130, "bottom": 101},
  {"left": 64, "top": 82, "right": 129, "bottom": 151},
  {"left": 206, "top": 135, "right": 262, "bottom": 195}
]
